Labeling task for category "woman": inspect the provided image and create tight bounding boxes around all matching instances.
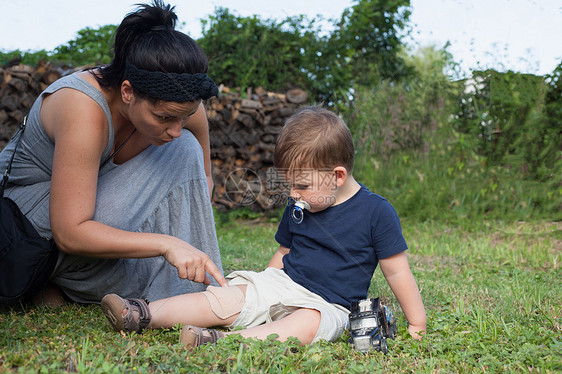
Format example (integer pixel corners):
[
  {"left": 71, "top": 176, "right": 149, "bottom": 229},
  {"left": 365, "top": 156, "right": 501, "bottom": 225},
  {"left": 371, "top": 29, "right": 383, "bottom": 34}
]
[{"left": 0, "top": 0, "right": 227, "bottom": 304}]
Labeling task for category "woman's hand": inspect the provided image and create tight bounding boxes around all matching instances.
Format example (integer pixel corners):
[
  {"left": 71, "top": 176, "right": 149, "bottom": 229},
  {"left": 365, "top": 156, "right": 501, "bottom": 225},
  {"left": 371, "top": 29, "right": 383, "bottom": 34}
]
[
  {"left": 183, "top": 102, "right": 214, "bottom": 199},
  {"left": 161, "top": 235, "right": 227, "bottom": 287}
]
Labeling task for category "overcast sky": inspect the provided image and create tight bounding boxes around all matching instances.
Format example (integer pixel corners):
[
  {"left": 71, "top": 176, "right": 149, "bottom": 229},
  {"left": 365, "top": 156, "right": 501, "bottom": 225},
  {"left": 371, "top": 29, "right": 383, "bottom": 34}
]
[{"left": 0, "top": 0, "right": 560, "bottom": 77}]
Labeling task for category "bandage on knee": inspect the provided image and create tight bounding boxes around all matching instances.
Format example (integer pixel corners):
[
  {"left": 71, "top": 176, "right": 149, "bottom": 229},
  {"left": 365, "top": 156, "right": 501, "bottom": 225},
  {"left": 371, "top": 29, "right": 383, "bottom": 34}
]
[{"left": 203, "top": 285, "right": 245, "bottom": 320}]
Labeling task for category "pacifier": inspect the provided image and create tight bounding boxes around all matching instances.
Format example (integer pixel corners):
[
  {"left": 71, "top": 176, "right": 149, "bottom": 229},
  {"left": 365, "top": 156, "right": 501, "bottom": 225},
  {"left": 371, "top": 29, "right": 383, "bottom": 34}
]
[{"left": 291, "top": 200, "right": 310, "bottom": 224}]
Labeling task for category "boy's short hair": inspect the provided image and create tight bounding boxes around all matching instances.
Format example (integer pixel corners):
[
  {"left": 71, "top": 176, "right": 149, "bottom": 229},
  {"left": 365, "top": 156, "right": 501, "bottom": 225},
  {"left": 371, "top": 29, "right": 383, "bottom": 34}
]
[{"left": 274, "top": 106, "right": 355, "bottom": 172}]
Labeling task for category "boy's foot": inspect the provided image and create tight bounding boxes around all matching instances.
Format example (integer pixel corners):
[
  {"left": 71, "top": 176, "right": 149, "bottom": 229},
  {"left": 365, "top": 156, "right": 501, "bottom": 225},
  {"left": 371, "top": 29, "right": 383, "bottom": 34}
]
[
  {"left": 100, "top": 294, "right": 151, "bottom": 333},
  {"left": 180, "top": 325, "right": 225, "bottom": 349}
]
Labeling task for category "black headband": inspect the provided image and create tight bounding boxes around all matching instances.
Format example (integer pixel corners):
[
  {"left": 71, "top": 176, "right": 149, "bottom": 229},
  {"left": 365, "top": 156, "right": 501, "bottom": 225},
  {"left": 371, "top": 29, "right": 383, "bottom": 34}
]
[{"left": 125, "top": 61, "right": 218, "bottom": 102}]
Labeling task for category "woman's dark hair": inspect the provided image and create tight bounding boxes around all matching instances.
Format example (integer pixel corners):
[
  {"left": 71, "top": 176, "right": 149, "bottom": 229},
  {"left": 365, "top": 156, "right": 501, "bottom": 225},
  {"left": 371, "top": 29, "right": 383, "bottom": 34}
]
[{"left": 94, "top": 0, "right": 209, "bottom": 91}]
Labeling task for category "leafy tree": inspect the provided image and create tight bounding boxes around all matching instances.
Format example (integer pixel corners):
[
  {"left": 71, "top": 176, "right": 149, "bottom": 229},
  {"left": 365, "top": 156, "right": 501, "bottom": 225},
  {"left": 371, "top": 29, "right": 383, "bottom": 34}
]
[
  {"left": 51, "top": 25, "right": 117, "bottom": 66},
  {"left": 198, "top": 0, "right": 412, "bottom": 107},
  {"left": 197, "top": 7, "right": 320, "bottom": 93},
  {"left": 332, "top": 0, "right": 412, "bottom": 84},
  {"left": 306, "top": 0, "right": 413, "bottom": 108}
]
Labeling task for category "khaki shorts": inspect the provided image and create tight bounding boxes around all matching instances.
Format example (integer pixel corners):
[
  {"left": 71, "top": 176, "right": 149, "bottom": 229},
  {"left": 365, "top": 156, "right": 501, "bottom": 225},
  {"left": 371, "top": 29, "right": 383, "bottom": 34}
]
[{"left": 224, "top": 267, "right": 350, "bottom": 343}]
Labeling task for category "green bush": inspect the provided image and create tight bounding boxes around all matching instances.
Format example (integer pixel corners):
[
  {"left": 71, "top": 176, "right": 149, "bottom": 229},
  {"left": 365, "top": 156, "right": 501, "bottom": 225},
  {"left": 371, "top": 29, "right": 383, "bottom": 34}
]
[
  {"left": 544, "top": 62, "right": 562, "bottom": 189},
  {"left": 452, "top": 69, "right": 561, "bottom": 181},
  {"left": 349, "top": 45, "right": 457, "bottom": 159}
]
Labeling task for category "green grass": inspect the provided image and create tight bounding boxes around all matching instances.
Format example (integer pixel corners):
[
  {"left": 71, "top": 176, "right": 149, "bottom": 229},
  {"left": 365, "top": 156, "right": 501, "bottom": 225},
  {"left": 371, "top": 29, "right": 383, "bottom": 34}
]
[{"left": 1, "top": 217, "right": 560, "bottom": 373}]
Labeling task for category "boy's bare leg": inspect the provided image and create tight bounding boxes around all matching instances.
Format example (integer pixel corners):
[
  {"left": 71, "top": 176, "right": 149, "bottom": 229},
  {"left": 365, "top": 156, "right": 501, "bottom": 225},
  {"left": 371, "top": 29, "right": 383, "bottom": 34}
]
[
  {"left": 147, "top": 287, "right": 243, "bottom": 329},
  {"left": 133, "top": 287, "right": 322, "bottom": 345},
  {"left": 225, "top": 308, "right": 321, "bottom": 345}
]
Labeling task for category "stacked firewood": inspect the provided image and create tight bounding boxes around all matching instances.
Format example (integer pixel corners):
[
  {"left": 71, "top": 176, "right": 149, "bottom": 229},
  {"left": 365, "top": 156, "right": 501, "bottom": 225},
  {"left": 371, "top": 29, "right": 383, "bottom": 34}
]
[
  {"left": 207, "top": 86, "right": 307, "bottom": 211},
  {"left": 0, "top": 62, "right": 65, "bottom": 146},
  {"left": 0, "top": 63, "right": 307, "bottom": 211}
]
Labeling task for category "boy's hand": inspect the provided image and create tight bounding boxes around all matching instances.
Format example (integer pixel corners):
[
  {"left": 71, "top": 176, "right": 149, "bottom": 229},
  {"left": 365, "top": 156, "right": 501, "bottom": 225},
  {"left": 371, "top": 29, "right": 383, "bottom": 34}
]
[{"left": 408, "top": 323, "right": 425, "bottom": 340}]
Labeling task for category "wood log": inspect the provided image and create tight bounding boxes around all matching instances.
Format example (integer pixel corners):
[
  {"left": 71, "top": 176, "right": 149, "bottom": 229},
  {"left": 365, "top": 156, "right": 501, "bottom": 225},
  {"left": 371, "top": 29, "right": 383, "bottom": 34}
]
[
  {"left": 241, "top": 99, "right": 263, "bottom": 110},
  {"left": 287, "top": 88, "right": 307, "bottom": 104}
]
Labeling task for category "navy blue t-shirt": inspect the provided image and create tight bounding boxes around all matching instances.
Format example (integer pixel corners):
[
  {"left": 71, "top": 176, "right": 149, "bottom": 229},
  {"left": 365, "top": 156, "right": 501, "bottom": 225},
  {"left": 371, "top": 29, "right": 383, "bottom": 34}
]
[{"left": 275, "top": 183, "right": 407, "bottom": 310}]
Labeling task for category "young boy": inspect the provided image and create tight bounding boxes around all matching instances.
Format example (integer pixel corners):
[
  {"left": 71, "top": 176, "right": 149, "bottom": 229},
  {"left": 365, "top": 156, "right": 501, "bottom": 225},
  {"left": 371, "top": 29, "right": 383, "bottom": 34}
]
[{"left": 101, "top": 106, "right": 427, "bottom": 347}]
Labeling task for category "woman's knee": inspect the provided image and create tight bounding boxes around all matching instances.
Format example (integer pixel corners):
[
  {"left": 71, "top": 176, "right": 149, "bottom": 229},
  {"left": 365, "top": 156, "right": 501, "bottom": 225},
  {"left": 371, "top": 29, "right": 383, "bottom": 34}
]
[{"left": 156, "top": 129, "right": 205, "bottom": 178}]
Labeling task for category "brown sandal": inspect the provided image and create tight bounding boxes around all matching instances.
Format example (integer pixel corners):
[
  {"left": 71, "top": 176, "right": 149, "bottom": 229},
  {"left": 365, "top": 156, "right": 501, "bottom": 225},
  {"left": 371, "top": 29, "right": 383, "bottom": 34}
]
[
  {"left": 101, "top": 293, "right": 152, "bottom": 333},
  {"left": 180, "top": 325, "right": 225, "bottom": 348}
]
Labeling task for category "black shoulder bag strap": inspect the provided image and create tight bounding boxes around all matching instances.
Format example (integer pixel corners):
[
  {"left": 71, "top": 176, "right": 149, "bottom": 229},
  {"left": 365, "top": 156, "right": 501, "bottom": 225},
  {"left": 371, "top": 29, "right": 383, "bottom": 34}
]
[{"left": 1, "top": 116, "right": 27, "bottom": 197}]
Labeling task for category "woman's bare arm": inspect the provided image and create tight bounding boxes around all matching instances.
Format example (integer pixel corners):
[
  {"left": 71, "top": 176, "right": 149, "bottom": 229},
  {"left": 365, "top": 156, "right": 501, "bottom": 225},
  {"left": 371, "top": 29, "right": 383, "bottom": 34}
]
[
  {"left": 42, "top": 89, "right": 226, "bottom": 286},
  {"left": 183, "top": 102, "right": 214, "bottom": 199}
]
